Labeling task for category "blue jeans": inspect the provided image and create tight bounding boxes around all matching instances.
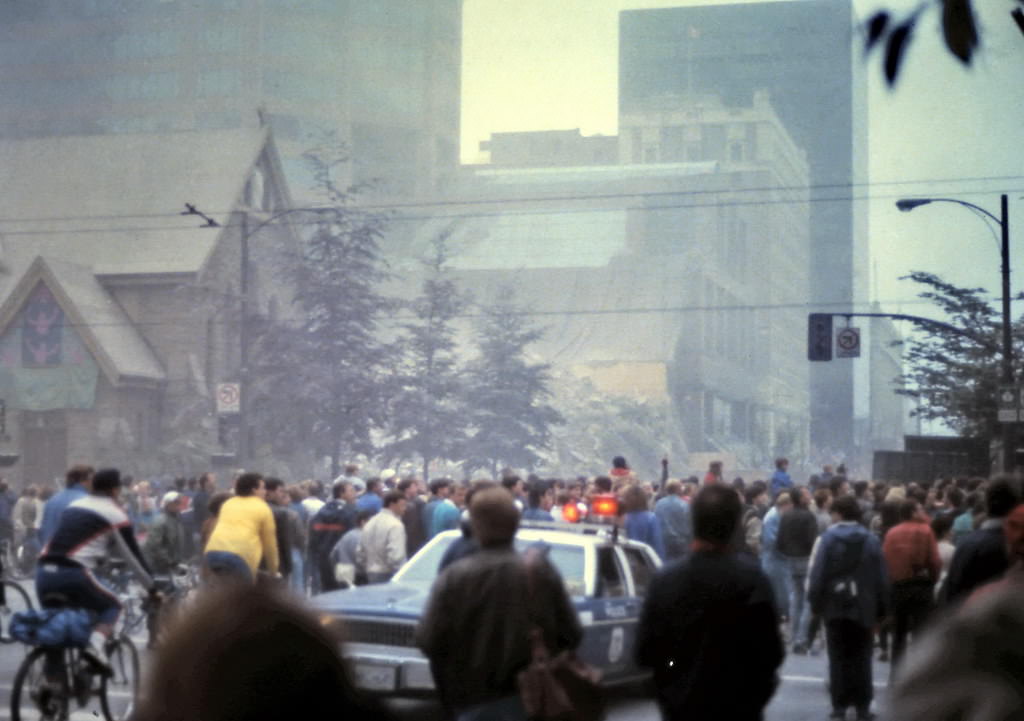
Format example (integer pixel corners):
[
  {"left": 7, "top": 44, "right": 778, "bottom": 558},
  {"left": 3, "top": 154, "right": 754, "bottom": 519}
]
[
  {"left": 289, "top": 549, "right": 305, "bottom": 595},
  {"left": 788, "top": 557, "right": 810, "bottom": 643},
  {"left": 203, "top": 551, "right": 253, "bottom": 584},
  {"left": 456, "top": 695, "right": 527, "bottom": 721},
  {"left": 762, "top": 553, "right": 792, "bottom": 619}
]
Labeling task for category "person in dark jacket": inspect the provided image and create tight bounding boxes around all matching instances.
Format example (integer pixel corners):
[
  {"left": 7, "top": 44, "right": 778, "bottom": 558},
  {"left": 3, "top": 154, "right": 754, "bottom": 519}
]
[
  {"left": 943, "top": 476, "right": 1020, "bottom": 605},
  {"left": 398, "top": 478, "right": 427, "bottom": 558},
  {"left": 636, "top": 484, "right": 784, "bottom": 721},
  {"left": 807, "top": 495, "right": 888, "bottom": 721},
  {"left": 777, "top": 486, "right": 819, "bottom": 653},
  {"left": 308, "top": 482, "right": 356, "bottom": 593},
  {"left": 263, "top": 478, "right": 295, "bottom": 581},
  {"left": 416, "top": 486, "right": 582, "bottom": 720}
]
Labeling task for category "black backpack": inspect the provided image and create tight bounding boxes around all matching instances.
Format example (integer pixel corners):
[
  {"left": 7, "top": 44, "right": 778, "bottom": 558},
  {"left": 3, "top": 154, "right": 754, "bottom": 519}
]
[{"left": 824, "top": 534, "right": 866, "bottom": 618}]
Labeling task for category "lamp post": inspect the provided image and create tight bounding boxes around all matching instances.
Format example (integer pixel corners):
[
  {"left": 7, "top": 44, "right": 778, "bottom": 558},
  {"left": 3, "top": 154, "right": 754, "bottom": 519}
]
[{"left": 896, "top": 194, "right": 1013, "bottom": 472}]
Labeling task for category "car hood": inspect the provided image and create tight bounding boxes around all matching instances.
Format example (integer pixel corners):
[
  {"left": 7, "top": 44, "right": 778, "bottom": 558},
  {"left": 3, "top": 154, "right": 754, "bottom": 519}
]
[{"left": 310, "top": 582, "right": 431, "bottom": 620}]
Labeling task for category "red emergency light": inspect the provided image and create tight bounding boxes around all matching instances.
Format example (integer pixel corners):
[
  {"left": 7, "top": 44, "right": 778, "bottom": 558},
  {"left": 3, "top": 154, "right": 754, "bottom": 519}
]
[
  {"left": 591, "top": 494, "right": 618, "bottom": 518},
  {"left": 562, "top": 503, "right": 581, "bottom": 523}
]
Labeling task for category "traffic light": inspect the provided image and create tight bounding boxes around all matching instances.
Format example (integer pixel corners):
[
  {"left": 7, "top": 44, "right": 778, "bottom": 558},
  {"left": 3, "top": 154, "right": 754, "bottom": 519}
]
[{"left": 807, "top": 313, "right": 833, "bottom": 361}]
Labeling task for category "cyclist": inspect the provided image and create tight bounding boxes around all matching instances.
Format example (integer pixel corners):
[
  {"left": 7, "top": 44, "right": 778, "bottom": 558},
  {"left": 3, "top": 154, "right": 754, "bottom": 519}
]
[{"left": 36, "top": 467, "right": 156, "bottom": 671}]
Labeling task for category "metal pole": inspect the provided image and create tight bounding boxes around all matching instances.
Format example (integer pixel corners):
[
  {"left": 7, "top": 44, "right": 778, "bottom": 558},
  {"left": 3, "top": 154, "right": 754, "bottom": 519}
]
[
  {"left": 1000, "top": 194, "right": 1014, "bottom": 473},
  {"left": 238, "top": 211, "right": 250, "bottom": 470}
]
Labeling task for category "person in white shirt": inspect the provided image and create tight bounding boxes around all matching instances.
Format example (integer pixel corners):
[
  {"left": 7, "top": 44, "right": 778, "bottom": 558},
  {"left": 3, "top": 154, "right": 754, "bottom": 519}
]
[{"left": 356, "top": 492, "right": 407, "bottom": 584}]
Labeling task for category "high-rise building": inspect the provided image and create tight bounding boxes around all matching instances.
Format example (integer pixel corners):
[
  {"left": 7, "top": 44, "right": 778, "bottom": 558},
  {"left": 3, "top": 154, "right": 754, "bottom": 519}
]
[
  {"left": 619, "top": 0, "right": 869, "bottom": 457},
  {"left": 0, "top": 0, "right": 461, "bottom": 198}
]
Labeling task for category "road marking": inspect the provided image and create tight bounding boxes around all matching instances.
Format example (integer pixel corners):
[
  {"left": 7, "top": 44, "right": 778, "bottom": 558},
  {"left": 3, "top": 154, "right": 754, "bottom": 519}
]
[{"left": 783, "top": 674, "right": 888, "bottom": 689}]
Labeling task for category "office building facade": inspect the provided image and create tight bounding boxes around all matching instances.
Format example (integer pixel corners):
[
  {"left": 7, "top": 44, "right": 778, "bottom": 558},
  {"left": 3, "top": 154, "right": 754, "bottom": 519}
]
[
  {"left": 0, "top": 0, "right": 461, "bottom": 198},
  {"left": 619, "top": 0, "right": 869, "bottom": 458}
]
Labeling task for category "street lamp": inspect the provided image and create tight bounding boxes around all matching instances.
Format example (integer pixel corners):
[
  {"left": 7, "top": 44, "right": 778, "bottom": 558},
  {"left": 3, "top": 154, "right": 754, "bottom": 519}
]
[{"left": 896, "top": 194, "right": 1013, "bottom": 472}]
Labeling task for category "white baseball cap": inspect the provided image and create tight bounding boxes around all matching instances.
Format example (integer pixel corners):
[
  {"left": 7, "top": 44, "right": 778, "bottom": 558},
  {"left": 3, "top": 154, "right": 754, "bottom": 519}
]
[{"left": 160, "top": 491, "right": 182, "bottom": 507}]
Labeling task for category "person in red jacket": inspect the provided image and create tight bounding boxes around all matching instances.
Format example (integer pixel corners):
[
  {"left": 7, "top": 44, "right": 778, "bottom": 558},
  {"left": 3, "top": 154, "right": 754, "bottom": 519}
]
[{"left": 881, "top": 499, "right": 940, "bottom": 668}]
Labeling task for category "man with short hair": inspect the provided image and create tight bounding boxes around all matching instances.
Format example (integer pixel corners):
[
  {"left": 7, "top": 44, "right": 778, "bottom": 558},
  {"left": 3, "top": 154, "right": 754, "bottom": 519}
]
[
  {"left": 308, "top": 481, "right": 357, "bottom": 593},
  {"left": 637, "top": 484, "right": 784, "bottom": 721},
  {"left": 263, "top": 478, "right": 300, "bottom": 583},
  {"left": 777, "top": 487, "right": 820, "bottom": 653},
  {"left": 357, "top": 491, "right": 408, "bottom": 584},
  {"left": 807, "top": 495, "right": 888, "bottom": 721},
  {"left": 398, "top": 478, "right": 427, "bottom": 557},
  {"left": 331, "top": 508, "right": 373, "bottom": 588},
  {"left": 39, "top": 465, "right": 94, "bottom": 545},
  {"left": 500, "top": 473, "right": 526, "bottom": 512},
  {"left": 654, "top": 480, "right": 693, "bottom": 561},
  {"left": 334, "top": 463, "right": 365, "bottom": 495},
  {"left": 429, "top": 479, "right": 462, "bottom": 538},
  {"left": 769, "top": 458, "right": 793, "bottom": 499},
  {"left": 39, "top": 468, "right": 156, "bottom": 670},
  {"left": 417, "top": 486, "right": 582, "bottom": 719},
  {"left": 204, "top": 472, "right": 279, "bottom": 584},
  {"left": 882, "top": 498, "right": 940, "bottom": 667},
  {"left": 943, "top": 477, "right": 1020, "bottom": 604},
  {"left": 422, "top": 479, "right": 452, "bottom": 541},
  {"left": 356, "top": 478, "right": 384, "bottom": 516}
]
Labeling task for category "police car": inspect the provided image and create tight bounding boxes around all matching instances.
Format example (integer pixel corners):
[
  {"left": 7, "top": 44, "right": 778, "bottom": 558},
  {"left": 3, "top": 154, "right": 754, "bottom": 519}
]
[{"left": 311, "top": 520, "right": 661, "bottom": 696}]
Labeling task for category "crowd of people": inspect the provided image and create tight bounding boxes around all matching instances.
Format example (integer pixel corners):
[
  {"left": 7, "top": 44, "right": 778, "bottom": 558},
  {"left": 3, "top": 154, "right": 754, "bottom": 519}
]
[{"left": 11, "top": 455, "right": 1024, "bottom": 720}]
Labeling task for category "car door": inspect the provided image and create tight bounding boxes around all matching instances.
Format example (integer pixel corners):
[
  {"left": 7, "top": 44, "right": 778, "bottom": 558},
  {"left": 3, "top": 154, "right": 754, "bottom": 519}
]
[
  {"left": 617, "top": 544, "right": 660, "bottom": 676},
  {"left": 577, "top": 544, "right": 634, "bottom": 679}
]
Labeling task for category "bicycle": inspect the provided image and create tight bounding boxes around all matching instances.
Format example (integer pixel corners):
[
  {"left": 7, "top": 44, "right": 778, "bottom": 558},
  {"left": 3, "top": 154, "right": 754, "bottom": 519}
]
[
  {"left": 10, "top": 594, "right": 142, "bottom": 721},
  {"left": 0, "top": 578, "right": 34, "bottom": 642}
]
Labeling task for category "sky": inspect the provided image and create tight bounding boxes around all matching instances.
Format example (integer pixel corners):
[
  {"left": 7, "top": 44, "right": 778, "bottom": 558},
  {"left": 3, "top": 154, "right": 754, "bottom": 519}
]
[{"left": 461, "top": 0, "right": 1024, "bottom": 318}]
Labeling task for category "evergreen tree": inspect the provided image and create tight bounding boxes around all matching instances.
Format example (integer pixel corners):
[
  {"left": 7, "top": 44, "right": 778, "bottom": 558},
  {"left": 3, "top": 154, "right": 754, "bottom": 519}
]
[
  {"left": 463, "top": 284, "right": 563, "bottom": 476},
  {"left": 251, "top": 142, "right": 395, "bottom": 477},
  {"left": 382, "top": 233, "right": 469, "bottom": 480},
  {"left": 896, "top": 270, "right": 1023, "bottom": 440}
]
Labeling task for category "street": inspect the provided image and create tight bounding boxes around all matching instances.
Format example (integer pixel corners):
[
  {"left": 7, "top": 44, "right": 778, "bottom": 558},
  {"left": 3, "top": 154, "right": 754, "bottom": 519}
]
[
  {"left": 0, "top": 588, "right": 891, "bottom": 721},
  {"left": 387, "top": 648, "right": 891, "bottom": 721}
]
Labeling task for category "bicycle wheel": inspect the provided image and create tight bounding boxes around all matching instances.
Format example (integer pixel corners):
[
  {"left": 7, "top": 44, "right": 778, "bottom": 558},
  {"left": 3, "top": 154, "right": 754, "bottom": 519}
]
[
  {"left": 10, "top": 646, "right": 70, "bottom": 721},
  {"left": 0, "top": 580, "right": 34, "bottom": 643},
  {"left": 100, "top": 637, "right": 140, "bottom": 721},
  {"left": 12, "top": 541, "right": 37, "bottom": 580}
]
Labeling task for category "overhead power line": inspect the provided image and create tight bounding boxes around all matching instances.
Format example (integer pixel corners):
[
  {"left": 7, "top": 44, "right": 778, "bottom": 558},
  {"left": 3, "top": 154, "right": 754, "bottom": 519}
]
[
  {"left": 0, "top": 171, "right": 1019, "bottom": 225},
  {"left": 1, "top": 186, "right": 1023, "bottom": 238}
]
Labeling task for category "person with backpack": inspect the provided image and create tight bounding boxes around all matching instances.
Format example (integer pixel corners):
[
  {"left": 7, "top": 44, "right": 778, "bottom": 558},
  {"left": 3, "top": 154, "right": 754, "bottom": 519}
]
[{"left": 807, "top": 495, "right": 889, "bottom": 721}]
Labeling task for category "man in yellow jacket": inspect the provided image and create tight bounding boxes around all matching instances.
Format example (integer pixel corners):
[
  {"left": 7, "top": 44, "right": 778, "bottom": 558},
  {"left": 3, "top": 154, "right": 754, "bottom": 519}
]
[{"left": 204, "top": 472, "right": 278, "bottom": 583}]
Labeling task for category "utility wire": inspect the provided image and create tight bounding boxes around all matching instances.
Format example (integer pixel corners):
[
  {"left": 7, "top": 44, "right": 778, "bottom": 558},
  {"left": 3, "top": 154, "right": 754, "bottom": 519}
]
[
  {"left": 1, "top": 186, "right": 1023, "bottom": 238},
  {"left": 11, "top": 297, "right": 1007, "bottom": 332},
  {"left": 0, "top": 172, "right": 1019, "bottom": 225}
]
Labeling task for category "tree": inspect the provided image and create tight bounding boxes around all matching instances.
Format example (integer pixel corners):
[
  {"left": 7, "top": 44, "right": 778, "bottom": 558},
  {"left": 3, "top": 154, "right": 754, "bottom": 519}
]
[
  {"left": 894, "top": 270, "right": 1023, "bottom": 439},
  {"left": 381, "top": 233, "right": 470, "bottom": 480},
  {"left": 251, "top": 140, "right": 396, "bottom": 478},
  {"left": 865, "top": 0, "right": 1023, "bottom": 86},
  {"left": 462, "top": 285, "right": 563, "bottom": 476}
]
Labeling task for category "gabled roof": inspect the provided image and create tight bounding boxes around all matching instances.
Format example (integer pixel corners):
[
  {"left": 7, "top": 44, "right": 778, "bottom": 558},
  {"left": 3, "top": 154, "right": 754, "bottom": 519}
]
[
  {"left": 0, "top": 256, "right": 165, "bottom": 385},
  {"left": 0, "top": 127, "right": 274, "bottom": 276}
]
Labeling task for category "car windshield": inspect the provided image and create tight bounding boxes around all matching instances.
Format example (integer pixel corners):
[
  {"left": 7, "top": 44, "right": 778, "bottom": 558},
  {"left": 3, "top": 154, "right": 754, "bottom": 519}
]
[{"left": 394, "top": 535, "right": 587, "bottom": 597}]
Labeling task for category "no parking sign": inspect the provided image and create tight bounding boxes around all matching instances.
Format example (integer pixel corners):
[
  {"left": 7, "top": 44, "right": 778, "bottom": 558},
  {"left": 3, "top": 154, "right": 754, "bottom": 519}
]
[
  {"left": 835, "top": 327, "right": 861, "bottom": 358},
  {"left": 216, "top": 383, "right": 241, "bottom": 414}
]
